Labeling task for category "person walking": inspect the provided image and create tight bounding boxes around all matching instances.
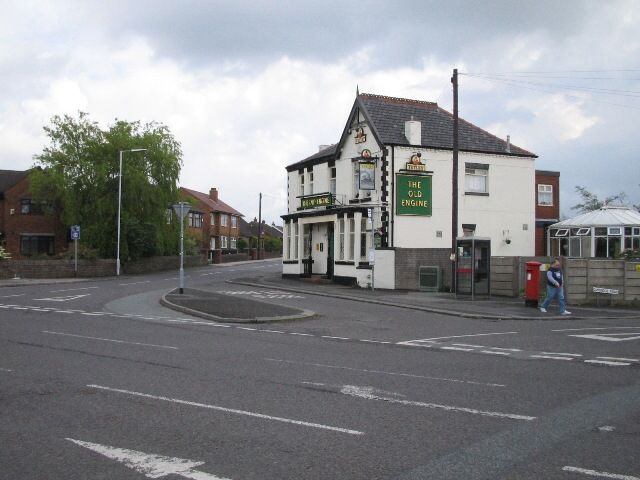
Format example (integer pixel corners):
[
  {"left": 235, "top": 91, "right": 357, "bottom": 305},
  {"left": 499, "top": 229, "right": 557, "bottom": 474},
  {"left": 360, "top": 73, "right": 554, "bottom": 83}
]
[{"left": 540, "top": 258, "right": 571, "bottom": 315}]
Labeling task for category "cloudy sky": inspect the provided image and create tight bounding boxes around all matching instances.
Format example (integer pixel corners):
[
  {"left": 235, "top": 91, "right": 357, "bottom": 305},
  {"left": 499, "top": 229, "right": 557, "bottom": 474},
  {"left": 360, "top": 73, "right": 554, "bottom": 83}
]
[{"left": 1, "top": 0, "right": 639, "bottom": 223}]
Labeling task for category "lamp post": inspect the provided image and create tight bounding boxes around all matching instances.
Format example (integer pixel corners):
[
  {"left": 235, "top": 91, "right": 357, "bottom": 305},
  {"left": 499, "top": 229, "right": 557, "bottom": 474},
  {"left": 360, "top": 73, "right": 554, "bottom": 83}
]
[
  {"left": 116, "top": 148, "right": 147, "bottom": 276},
  {"left": 172, "top": 202, "right": 190, "bottom": 294}
]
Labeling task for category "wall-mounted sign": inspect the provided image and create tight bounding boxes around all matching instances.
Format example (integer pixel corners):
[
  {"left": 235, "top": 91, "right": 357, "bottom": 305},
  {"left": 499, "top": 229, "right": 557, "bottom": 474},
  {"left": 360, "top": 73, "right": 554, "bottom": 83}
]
[
  {"left": 396, "top": 174, "right": 432, "bottom": 216},
  {"left": 355, "top": 127, "right": 367, "bottom": 144},
  {"left": 300, "top": 194, "right": 333, "bottom": 210},
  {"left": 406, "top": 152, "right": 426, "bottom": 172},
  {"left": 361, "top": 148, "right": 372, "bottom": 159},
  {"left": 359, "top": 162, "right": 375, "bottom": 190}
]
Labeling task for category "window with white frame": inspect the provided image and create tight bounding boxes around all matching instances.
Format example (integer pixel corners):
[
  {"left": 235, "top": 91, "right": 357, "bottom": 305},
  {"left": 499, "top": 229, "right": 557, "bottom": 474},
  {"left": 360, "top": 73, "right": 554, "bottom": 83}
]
[
  {"left": 360, "top": 218, "right": 370, "bottom": 260},
  {"left": 221, "top": 214, "right": 228, "bottom": 227},
  {"left": 293, "top": 223, "right": 299, "bottom": 259},
  {"left": 303, "top": 224, "right": 311, "bottom": 257},
  {"left": 329, "top": 167, "right": 336, "bottom": 196},
  {"left": 308, "top": 171, "right": 314, "bottom": 195},
  {"left": 210, "top": 213, "right": 215, "bottom": 225},
  {"left": 538, "top": 184, "right": 553, "bottom": 206},
  {"left": 285, "top": 224, "right": 291, "bottom": 259},
  {"left": 231, "top": 216, "right": 237, "bottom": 228},
  {"left": 209, "top": 237, "right": 216, "bottom": 250},
  {"left": 299, "top": 172, "right": 305, "bottom": 197},
  {"left": 338, "top": 218, "right": 345, "bottom": 260},
  {"left": 353, "top": 163, "right": 360, "bottom": 197},
  {"left": 221, "top": 236, "right": 228, "bottom": 248},
  {"left": 188, "top": 212, "right": 203, "bottom": 228},
  {"left": 230, "top": 237, "right": 237, "bottom": 249},
  {"left": 348, "top": 218, "right": 355, "bottom": 260},
  {"left": 465, "top": 165, "right": 488, "bottom": 194}
]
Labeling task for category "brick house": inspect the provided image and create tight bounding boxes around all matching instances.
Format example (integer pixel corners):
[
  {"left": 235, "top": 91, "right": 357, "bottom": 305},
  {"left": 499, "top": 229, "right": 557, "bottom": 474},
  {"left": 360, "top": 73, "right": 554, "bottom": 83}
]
[
  {"left": 179, "top": 187, "right": 244, "bottom": 262},
  {"left": 535, "top": 170, "right": 560, "bottom": 256},
  {"left": 0, "top": 169, "right": 68, "bottom": 258}
]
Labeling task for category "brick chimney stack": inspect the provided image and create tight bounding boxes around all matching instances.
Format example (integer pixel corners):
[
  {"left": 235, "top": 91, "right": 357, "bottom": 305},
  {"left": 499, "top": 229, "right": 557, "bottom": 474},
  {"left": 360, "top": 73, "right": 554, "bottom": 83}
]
[{"left": 209, "top": 188, "right": 218, "bottom": 201}]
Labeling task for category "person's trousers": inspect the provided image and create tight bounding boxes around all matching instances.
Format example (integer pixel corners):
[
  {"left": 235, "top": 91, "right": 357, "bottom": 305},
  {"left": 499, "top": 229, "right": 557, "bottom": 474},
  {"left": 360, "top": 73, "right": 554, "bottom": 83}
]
[{"left": 541, "top": 285, "right": 566, "bottom": 313}]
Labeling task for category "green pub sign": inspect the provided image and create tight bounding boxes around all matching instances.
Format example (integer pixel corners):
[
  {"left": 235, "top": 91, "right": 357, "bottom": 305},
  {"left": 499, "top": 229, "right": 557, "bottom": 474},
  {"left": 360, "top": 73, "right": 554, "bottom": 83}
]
[
  {"left": 301, "top": 194, "right": 333, "bottom": 209},
  {"left": 396, "top": 174, "right": 432, "bottom": 216}
]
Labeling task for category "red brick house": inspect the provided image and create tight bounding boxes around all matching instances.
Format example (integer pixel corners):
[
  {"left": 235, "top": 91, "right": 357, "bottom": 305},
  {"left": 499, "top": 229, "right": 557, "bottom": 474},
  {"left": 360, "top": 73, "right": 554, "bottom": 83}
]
[
  {"left": 179, "top": 187, "right": 244, "bottom": 262},
  {"left": 0, "top": 169, "right": 68, "bottom": 258},
  {"left": 535, "top": 170, "right": 560, "bottom": 256}
]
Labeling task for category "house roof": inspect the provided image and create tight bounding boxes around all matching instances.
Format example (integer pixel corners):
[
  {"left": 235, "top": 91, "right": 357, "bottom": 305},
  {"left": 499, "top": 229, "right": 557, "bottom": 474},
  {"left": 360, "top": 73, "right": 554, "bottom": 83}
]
[
  {"left": 286, "top": 92, "right": 536, "bottom": 170},
  {"left": 180, "top": 187, "right": 244, "bottom": 217},
  {"left": 552, "top": 206, "right": 640, "bottom": 228},
  {"left": 0, "top": 169, "right": 29, "bottom": 194},
  {"left": 239, "top": 217, "right": 283, "bottom": 238}
]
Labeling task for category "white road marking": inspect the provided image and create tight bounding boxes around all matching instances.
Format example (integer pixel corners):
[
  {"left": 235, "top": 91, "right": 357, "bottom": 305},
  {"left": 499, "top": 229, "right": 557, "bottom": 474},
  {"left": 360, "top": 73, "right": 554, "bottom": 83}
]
[
  {"left": 398, "top": 331, "right": 518, "bottom": 343},
  {"left": 119, "top": 281, "right": 152, "bottom": 286},
  {"left": 288, "top": 332, "right": 313, "bottom": 337},
  {"left": 480, "top": 350, "right": 511, "bottom": 356},
  {"left": 0, "top": 294, "right": 25, "bottom": 298},
  {"left": 584, "top": 360, "right": 631, "bottom": 366},
  {"left": 441, "top": 346, "right": 475, "bottom": 352},
  {"left": 452, "top": 343, "right": 485, "bottom": 348},
  {"left": 236, "top": 327, "right": 257, "bottom": 331},
  {"left": 43, "top": 331, "right": 178, "bottom": 350},
  {"left": 81, "top": 312, "right": 104, "bottom": 316},
  {"left": 33, "top": 294, "right": 90, "bottom": 302},
  {"left": 66, "top": 438, "right": 232, "bottom": 480},
  {"left": 0, "top": 367, "right": 13, "bottom": 372},
  {"left": 489, "top": 347, "right": 522, "bottom": 352},
  {"left": 335, "top": 384, "right": 535, "bottom": 421},
  {"left": 596, "top": 356, "right": 639, "bottom": 362},
  {"left": 359, "top": 339, "right": 392, "bottom": 344},
  {"left": 553, "top": 326, "right": 640, "bottom": 332},
  {"left": 265, "top": 358, "right": 505, "bottom": 387},
  {"left": 598, "top": 425, "right": 616, "bottom": 432},
  {"left": 562, "top": 465, "right": 640, "bottom": 479},
  {"left": 570, "top": 333, "right": 640, "bottom": 342},
  {"left": 531, "top": 355, "right": 574, "bottom": 361},
  {"left": 321, "top": 336, "right": 350, "bottom": 340},
  {"left": 260, "top": 329, "right": 285, "bottom": 334},
  {"left": 540, "top": 352, "right": 582, "bottom": 357},
  {"left": 88, "top": 384, "right": 363, "bottom": 435},
  {"left": 50, "top": 287, "right": 99, "bottom": 293}
]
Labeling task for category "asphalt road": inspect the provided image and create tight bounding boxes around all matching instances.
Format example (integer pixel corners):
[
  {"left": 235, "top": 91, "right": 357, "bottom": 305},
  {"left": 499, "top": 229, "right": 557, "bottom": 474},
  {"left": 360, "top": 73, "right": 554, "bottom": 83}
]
[{"left": 1, "top": 259, "right": 639, "bottom": 479}]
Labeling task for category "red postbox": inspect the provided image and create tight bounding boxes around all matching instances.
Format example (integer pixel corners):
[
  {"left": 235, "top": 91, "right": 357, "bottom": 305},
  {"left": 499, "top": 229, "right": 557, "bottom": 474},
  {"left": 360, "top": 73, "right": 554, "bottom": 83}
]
[{"left": 525, "top": 261, "right": 542, "bottom": 307}]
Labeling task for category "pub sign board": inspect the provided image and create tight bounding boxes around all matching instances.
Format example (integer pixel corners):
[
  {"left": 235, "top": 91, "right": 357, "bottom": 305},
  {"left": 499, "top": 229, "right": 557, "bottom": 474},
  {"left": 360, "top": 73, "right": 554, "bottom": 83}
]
[
  {"left": 301, "top": 194, "right": 333, "bottom": 210},
  {"left": 396, "top": 174, "right": 432, "bottom": 216}
]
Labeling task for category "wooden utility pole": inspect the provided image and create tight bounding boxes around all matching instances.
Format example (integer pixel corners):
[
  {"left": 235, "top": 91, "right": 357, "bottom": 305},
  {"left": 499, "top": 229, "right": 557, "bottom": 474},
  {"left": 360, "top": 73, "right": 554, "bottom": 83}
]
[
  {"left": 257, "top": 192, "right": 262, "bottom": 260},
  {"left": 451, "top": 68, "right": 459, "bottom": 293}
]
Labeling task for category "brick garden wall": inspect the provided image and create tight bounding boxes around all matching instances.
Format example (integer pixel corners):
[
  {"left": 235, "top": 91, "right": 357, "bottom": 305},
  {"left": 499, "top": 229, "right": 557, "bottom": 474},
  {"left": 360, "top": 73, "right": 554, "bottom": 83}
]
[{"left": 394, "top": 248, "right": 451, "bottom": 291}]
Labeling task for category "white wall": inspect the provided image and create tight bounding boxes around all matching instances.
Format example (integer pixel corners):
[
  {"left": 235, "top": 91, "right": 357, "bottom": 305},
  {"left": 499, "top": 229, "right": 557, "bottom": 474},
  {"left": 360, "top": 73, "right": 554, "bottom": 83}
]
[{"left": 373, "top": 249, "right": 395, "bottom": 289}]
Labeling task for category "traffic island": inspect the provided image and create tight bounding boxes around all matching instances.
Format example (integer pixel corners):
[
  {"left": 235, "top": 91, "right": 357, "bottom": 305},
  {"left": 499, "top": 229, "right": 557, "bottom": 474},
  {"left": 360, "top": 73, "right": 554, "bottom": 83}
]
[{"left": 160, "top": 288, "right": 315, "bottom": 323}]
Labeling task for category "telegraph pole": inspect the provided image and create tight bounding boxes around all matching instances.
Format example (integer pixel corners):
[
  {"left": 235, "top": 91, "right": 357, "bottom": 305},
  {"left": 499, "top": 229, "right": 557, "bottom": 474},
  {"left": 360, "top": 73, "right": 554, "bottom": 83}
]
[
  {"left": 451, "top": 68, "right": 459, "bottom": 293},
  {"left": 257, "top": 192, "right": 262, "bottom": 260}
]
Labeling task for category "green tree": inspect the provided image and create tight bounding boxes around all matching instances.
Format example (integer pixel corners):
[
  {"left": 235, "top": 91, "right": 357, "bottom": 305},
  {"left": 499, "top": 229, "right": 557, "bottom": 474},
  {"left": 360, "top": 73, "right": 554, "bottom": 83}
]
[
  {"left": 30, "top": 112, "right": 182, "bottom": 260},
  {"left": 571, "top": 186, "right": 627, "bottom": 214}
]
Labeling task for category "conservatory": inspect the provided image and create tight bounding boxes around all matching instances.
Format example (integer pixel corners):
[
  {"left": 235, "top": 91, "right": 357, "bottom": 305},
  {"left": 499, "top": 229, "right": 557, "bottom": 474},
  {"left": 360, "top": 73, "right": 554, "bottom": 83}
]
[{"left": 548, "top": 206, "right": 640, "bottom": 258}]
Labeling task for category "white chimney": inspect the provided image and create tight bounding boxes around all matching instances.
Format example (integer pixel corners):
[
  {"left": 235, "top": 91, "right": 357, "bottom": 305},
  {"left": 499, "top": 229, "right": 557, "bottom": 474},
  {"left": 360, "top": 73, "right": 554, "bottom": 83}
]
[
  {"left": 405, "top": 117, "right": 421, "bottom": 145},
  {"left": 505, "top": 135, "right": 511, "bottom": 153}
]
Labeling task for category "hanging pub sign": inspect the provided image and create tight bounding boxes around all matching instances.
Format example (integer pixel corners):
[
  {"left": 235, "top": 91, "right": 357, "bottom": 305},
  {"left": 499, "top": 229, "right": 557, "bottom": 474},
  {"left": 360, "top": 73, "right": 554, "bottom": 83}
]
[
  {"left": 406, "top": 152, "right": 426, "bottom": 172},
  {"left": 359, "top": 161, "right": 375, "bottom": 190},
  {"left": 355, "top": 127, "right": 367, "bottom": 144},
  {"left": 396, "top": 174, "right": 432, "bottom": 216},
  {"left": 300, "top": 193, "right": 333, "bottom": 210}
]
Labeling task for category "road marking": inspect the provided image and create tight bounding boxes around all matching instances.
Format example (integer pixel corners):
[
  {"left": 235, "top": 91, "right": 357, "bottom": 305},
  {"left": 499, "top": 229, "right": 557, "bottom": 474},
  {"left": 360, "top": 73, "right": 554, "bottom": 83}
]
[
  {"left": 87, "top": 384, "right": 363, "bottom": 435},
  {"left": 598, "top": 425, "right": 616, "bottom": 432},
  {"left": 0, "top": 294, "right": 25, "bottom": 298},
  {"left": 67, "top": 438, "right": 232, "bottom": 480},
  {"left": 0, "top": 367, "right": 13, "bottom": 372},
  {"left": 570, "top": 333, "right": 640, "bottom": 342},
  {"left": 553, "top": 327, "right": 640, "bottom": 332},
  {"left": 260, "top": 329, "right": 285, "bottom": 334},
  {"left": 398, "top": 331, "right": 518, "bottom": 344},
  {"left": 43, "top": 331, "right": 178, "bottom": 350},
  {"left": 50, "top": 287, "right": 99, "bottom": 293},
  {"left": 531, "top": 355, "right": 574, "bottom": 361},
  {"left": 480, "top": 350, "right": 511, "bottom": 356},
  {"left": 541, "top": 352, "right": 582, "bottom": 357},
  {"left": 329, "top": 384, "right": 535, "bottom": 421},
  {"left": 265, "top": 358, "right": 505, "bottom": 387},
  {"left": 119, "top": 281, "right": 152, "bottom": 286},
  {"left": 321, "top": 336, "right": 350, "bottom": 340},
  {"left": 441, "top": 346, "right": 475, "bottom": 352},
  {"left": 597, "top": 356, "right": 639, "bottom": 362},
  {"left": 359, "top": 339, "right": 392, "bottom": 344},
  {"left": 81, "top": 312, "right": 104, "bottom": 316},
  {"left": 452, "top": 343, "right": 485, "bottom": 348},
  {"left": 289, "top": 332, "right": 313, "bottom": 337},
  {"left": 33, "top": 294, "right": 90, "bottom": 302},
  {"left": 562, "top": 465, "right": 640, "bottom": 479},
  {"left": 489, "top": 347, "right": 522, "bottom": 352},
  {"left": 584, "top": 360, "right": 631, "bottom": 366}
]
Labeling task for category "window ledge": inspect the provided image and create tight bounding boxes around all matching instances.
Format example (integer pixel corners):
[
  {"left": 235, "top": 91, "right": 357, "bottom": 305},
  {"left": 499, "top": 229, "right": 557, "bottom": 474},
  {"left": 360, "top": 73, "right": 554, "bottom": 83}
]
[
  {"left": 465, "top": 191, "right": 489, "bottom": 197},
  {"left": 335, "top": 260, "right": 355, "bottom": 265}
]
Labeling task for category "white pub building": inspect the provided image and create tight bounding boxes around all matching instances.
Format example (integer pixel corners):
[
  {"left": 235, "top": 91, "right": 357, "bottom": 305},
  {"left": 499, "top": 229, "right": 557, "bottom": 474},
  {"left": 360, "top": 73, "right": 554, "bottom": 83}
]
[{"left": 282, "top": 93, "right": 537, "bottom": 290}]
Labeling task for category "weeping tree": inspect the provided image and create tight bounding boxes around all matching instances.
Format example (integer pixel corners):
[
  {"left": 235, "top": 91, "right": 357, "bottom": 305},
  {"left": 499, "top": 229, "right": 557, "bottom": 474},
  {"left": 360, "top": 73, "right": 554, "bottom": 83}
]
[{"left": 30, "top": 112, "right": 183, "bottom": 260}]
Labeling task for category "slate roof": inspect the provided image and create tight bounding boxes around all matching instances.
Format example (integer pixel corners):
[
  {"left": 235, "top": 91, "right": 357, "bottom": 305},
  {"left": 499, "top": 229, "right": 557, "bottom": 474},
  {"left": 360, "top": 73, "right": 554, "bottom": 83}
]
[
  {"left": 239, "top": 217, "right": 283, "bottom": 238},
  {"left": 552, "top": 206, "right": 640, "bottom": 228},
  {"left": 180, "top": 187, "right": 244, "bottom": 217},
  {"left": 0, "top": 169, "right": 29, "bottom": 194},
  {"left": 287, "top": 93, "right": 536, "bottom": 170}
]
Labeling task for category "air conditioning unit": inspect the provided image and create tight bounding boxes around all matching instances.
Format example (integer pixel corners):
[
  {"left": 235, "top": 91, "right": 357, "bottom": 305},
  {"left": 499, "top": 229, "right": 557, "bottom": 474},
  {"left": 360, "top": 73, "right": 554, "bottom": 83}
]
[{"left": 419, "top": 266, "right": 441, "bottom": 292}]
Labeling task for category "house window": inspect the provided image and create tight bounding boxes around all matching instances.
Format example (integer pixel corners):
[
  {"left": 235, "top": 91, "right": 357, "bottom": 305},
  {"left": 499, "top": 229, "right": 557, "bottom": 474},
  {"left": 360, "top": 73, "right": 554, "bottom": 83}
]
[
  {"left": 293, "top": 223, "right": 299, "bottom": 259},
  {"left": 20, "top": 235, "right": 55, "bottom": 256},
  {"left": 285, "top": 224, "right": 290, "bottom": 260},
  {"left": 308, "top": 171, "right": 314, "bottom": 195},
  {"left": 360, "top": 218, "right": 370, "bottom": 260},
  {"left": 338, "top": 218, "right": 345, "bottom": 260},
  {"left": 210, "top": 237, "right": 216, "bottom": 250},
  {"left": 465, "top": 167, "right": 488, "bottom": 194},
  {"left": 230, "top": 237, "right": 237, "bottom": 249},
  {"left": 300, "top": 173, "right": 305, "bottom": 197},
  {"left": 303, "top": 224, "right": 311, "bottom": 257},
  {"left": 353, "top": 164, "right": 360, "bottom": 197},
  {"left": 330, "top": 167, "right": 336, "bottom": 196},
  {"left": 210, "top": 213, "right": 215, "bottom": 226},
  {"left": 348, "top": 218, "right": 355, "bottom": 260},
  {"left": 576, "top": 228, "right": 590, "bottom": 236},
  {"left": 231, "top": 216, "right": 237, "bottom": 228},
  {"left": 221, "top": 236, "right": 228, "bottom": 249},
  {"left": 20, "top": 199, "right": 45, "bottom": 215},
  {"left": 221, "top": 214, "right": 228, "bottom": 227},
  {"left": 538, "top": 184, "right": 553, "bottom": 206},
  {"left": 188, "top": 212, "right": 203, "bottom": 228}
]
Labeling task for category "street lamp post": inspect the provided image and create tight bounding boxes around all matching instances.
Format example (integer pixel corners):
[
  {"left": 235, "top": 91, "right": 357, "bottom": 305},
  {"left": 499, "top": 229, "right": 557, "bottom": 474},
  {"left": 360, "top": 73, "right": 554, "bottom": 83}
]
[
  {"left": 116, "top": 148, "right": 147, "bottom": 276},
  {"left": 172, "top": 202, "right": 190, "bottom": 294}
]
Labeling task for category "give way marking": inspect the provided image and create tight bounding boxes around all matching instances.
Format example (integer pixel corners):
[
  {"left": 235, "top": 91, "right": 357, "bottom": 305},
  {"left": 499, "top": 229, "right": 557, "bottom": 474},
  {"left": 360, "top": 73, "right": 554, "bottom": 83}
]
[
  {"left": 66, "top": 438, "right": 231, "bottom": 479},
  {"left": 569, "top": 332, "right": 640, "bottom": 342},
  {"left": 33, "top": 294, "right": 90, "bottom": 302}
]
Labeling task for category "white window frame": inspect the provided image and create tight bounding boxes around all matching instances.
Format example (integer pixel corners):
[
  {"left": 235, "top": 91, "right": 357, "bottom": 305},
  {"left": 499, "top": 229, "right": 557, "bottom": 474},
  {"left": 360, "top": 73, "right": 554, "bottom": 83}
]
[
  {"left": 209, "top": 237, "right": 216, "bottom": 250},
  {"left": 555, "top": 229, "right": 569, "bottom": 237},
  {"left": 338, "top": 218, "right": 345, "bottom": 260},
  {"left": 329, "top": 166, "right": 336, "bottom": 196},
  {"left": 608, "top": 227, "right": 622, "bottom": 235},
  {"left": 299, "top": 173, "right": 305, "bottom": 197},
  {"left": 308, "top": 171, "right": 314, "bottom": 195},
  {"left": 231, "top": 216, "right": 237, "bottom": 228},
  {"left": 360, "top": 218, "right": 370, "bottom": 261},
  {"left": 293, "top": 223, "right": 299, "bottom": 259},
  {"left": 348, "top": 218, "right": 355, "bottom": 260},
  {"left": 353, "top": 163, "right": 360, "bottom": 197},
  {"left": 210, "top": 213, "right": 215, "bottom": 226},
  {"left": 221, "top": 236, "right": 228, "bottom": 248},
  {"left": 230, "top": 237, "right": 237, "bottom": 249},
  {"left": 633, "top": 227, "right": 640, "bottom": 236},
  {"left": 537, "top": 184, "right": 553, "bottom": 206},
  {"left": 221, "top": 214, "right": 228, "bottom": 227},
  {"left": 576, "top": 228, "right": 590, "bottom": 236},
  {"left": 465, "top": 167, "right": 488, "bottom": 194}
]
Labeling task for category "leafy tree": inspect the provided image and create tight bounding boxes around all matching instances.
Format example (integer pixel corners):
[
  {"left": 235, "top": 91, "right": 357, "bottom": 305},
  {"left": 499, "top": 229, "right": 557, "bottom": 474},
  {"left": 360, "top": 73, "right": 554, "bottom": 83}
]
[
  {"left": 237, "top": 238, "right": 248, "bottom": 250},
  {"left": 30, "top": 112, "right": 182, "bottom": 260},
  {"left": 571, "top": 186, "right": 627, "bottom": 213}
]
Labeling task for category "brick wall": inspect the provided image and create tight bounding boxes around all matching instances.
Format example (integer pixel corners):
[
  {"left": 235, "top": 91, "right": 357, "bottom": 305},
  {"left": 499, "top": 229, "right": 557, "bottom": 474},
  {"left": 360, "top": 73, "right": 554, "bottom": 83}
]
[
  {"left": 123, "top": 255, "right": 207, "bottom": 274},
  {"left": 394, "top": 248, "right": 451, "bottom": 290},
  {"left": 0, "top": 259, "right": 115, "bottom": 279}
]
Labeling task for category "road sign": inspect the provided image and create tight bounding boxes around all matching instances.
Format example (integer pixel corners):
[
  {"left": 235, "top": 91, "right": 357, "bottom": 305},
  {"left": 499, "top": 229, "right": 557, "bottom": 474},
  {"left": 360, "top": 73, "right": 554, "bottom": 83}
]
[{"left": 70, "top": 225, "right": 80, "bottom": 240}]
